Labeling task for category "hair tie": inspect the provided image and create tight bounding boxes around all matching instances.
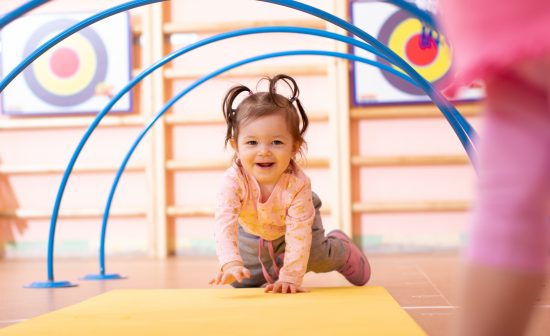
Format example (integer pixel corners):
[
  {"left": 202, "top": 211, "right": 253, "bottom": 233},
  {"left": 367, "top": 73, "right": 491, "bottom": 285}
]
[{"left": 289, "top": 97, "right": 296, "bottom": 103}]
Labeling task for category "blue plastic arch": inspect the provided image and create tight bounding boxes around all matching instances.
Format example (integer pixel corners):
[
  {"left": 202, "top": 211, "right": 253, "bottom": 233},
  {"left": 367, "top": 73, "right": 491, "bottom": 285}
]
[
  {"left": 383, "top": 0, "right": 438, "bottom": 29},
  {"left": 0, "top": 0, "right": 49, "bottom": 30},
  {"left": 93, "top": 0, "right": 477, "bottom": 278},
  {"left": 260, "top": 0, "right": 478, "bottom": 159},
  {"left": 92, "top": 48, "right": 419, "bottom": 278},
  {"left": 0, "top": 0, "right": 477, "bottom": 286},
  {"left": 35, "top": 24, "right": 411, "bottom": 282},
  {"left": 7, "top": 0, "right": 168, "bottom": 288}
]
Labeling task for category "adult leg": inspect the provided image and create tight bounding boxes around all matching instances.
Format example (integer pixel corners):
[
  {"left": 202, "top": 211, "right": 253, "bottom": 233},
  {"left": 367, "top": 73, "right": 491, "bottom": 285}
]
[{"left": 454, "top": 63, "right": 550, "bottom": 336}]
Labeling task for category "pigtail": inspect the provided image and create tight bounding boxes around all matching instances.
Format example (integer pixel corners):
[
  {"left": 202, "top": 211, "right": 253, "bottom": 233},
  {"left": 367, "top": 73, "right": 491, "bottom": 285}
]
[
  {"left": 222, "top": 85, "right": 252, "bottom": 147},
  {"left": 269, "top": 74, "right": 309, "bottom": 137},
  {"left": 294, "top": 97, "right": 309, "bottom": 137},
  {"left": 269, "top": 74, "right": 299, "bottom": 106}
]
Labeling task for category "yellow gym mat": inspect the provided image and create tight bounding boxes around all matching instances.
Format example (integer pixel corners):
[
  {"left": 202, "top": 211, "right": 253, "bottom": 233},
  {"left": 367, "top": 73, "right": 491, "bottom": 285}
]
[{"left": 0, "top": 286, "right": 426, "bottom": 335}]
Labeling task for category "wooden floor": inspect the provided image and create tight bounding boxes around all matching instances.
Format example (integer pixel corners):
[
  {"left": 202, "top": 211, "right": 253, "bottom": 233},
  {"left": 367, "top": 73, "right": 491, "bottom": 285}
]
[{"left": 1, "top": 253, "right": 549, "bottom": 335}]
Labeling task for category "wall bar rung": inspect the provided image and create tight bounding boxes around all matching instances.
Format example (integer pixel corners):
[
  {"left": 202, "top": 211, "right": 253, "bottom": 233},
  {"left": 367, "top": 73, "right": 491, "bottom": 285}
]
[{"left": 352, "top": 201, "right": 470, "bottom": 214}]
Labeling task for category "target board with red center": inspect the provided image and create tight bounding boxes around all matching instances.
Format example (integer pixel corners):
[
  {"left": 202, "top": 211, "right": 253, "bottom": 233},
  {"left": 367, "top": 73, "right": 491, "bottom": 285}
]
[
  {"left": 350, "top": 1, "right": 483, "bottom": 105},
  {"left": 0, "top": 12, "right": 132, "bottom": 115}
]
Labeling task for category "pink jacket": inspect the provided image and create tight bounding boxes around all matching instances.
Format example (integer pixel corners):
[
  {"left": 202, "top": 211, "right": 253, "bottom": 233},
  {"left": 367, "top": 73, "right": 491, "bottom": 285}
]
[
  {"left": 214, "top": 161, "right": 315, "bottom": 285},
  {"left": 438, "top": 0, "right": 550, "bottom": 88}
]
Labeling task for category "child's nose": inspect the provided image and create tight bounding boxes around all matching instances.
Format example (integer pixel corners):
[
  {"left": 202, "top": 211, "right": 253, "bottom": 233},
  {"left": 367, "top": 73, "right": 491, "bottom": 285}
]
[{"left": 258, "top": 144, "right": 271, "bottom": 155}]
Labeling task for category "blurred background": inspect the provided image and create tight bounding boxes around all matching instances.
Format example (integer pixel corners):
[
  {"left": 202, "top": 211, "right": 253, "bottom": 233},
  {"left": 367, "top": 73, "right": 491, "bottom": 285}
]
[{"left": 0, "top": 0, "right": 480, "bottom": 261}]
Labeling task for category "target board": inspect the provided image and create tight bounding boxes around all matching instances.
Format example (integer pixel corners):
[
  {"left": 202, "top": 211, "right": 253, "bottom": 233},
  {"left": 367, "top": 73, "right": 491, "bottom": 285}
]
[
  {"left": 350, "top": 0, "right": 483, "bottom": 106},
  {"left": 0, "top": 12, "right": 132, "bottom": 115}
]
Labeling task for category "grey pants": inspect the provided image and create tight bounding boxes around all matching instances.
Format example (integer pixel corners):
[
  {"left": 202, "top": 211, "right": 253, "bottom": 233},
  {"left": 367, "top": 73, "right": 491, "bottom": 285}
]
[{"left": 232, "top": 192, "right": 349, "bottom": 288}]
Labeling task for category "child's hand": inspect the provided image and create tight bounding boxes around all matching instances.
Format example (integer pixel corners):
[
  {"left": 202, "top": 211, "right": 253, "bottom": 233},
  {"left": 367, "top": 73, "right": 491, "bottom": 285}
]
[
  {"left": 264, "top": 281, "right": 309, "bottom": 294},
  {"left": 209, "top": 261, "right": 251, "bottom": 285}
]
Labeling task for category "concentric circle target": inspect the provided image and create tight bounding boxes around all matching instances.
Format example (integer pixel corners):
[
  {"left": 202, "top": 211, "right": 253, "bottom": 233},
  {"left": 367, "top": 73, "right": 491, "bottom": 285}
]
[
  {"left": 23, "top": 19, "right": 107, "bottom": 106},
  {"left": 377, "top": 10, "right": 452, "bottom": 95}
]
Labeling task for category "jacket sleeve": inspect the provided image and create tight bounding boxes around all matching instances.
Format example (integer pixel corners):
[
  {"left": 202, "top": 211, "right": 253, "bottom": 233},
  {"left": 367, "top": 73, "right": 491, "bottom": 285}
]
[
  {"left": 214, "top": 168, "right": 244, "bottom": 269},
  {"left": 278, "top": 179, "right": 315, "bottom": 285}
]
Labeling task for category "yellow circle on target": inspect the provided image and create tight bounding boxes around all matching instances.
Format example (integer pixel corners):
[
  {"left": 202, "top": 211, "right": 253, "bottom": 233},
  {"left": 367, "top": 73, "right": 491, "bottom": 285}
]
[
  {"left": 388, "top": 18, "right": 451, "bottom": 82},
  {"left": 33, "top": 33, "right": 97, "bottom": 96}
]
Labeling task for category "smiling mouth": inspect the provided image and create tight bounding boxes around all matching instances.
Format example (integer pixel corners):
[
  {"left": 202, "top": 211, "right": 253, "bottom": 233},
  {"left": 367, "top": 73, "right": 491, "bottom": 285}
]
[{"left": 256, "top": 163, "right": 275, "bottom": 168}]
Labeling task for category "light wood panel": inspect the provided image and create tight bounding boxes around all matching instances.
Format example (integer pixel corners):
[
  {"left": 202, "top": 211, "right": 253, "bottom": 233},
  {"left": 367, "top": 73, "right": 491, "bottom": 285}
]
[
  {"left": 329, "top": 0, "right": 353, "bottom": 235},
  {"left": 0, "top": 208, "right": 145, "bottom": 219},
  {"left": 142, "top": 1, "right": 170, "bottom": 257},
  {"left": 163, "top": 64, "right": 327, "bottom": 80},
  {"left": 164, "top": 19, "right": 327, "bottom": 34},
  {"left": 133, "top": 19, "right": 327, "bottom": 35},
  {"left": 165, "top": 112, "right": 328, "bottom": 125},
  {"left": 351, "top": 155, "right": 470, "bottom": 167},
  {"left": 165, "top": 157, "right": 329, "bottom": 171},
  {"left": 167, "top": 205, "right": 331, "bottom": 217},
  {"left": 352, "top": 201, "right": 470, "bottom": 214},
  {"left": 0, "top": 115, "right": 145, "bottom": 130},
  {"left": 0, "top": 163, "right": 145, "bottom": 175},
  {"left": 350, "top": 103, "right": 480, "bottom": 119}
]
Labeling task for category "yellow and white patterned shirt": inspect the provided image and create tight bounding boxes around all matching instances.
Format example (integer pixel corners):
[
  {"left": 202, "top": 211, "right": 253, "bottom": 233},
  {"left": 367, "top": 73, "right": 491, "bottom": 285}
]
[{"left": 214, "top": 161, "right": 315, "bottom": 285}]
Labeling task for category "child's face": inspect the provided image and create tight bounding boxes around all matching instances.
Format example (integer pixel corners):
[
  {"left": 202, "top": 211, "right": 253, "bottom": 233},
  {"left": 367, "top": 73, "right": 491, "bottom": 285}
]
[{"left": 232, "top": 113, "right": 298, "bottom": 188}]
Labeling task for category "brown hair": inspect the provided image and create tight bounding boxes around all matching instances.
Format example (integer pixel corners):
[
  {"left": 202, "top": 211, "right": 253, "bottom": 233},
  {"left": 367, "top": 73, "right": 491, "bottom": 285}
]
[{"left": 222, "top": 74, "right": 309, "bottom": 158}]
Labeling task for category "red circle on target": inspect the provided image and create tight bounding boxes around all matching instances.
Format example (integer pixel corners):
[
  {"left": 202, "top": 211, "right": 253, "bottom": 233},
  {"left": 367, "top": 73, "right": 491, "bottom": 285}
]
[
  {"left": 376, "top": 9, "right": 452, "bottom": 95},
  {"left": 50, "top": 47, "right": 80, "bottom": 78},
  {"left": 405, "top": 35, "right": 437, "bottom": 66}
]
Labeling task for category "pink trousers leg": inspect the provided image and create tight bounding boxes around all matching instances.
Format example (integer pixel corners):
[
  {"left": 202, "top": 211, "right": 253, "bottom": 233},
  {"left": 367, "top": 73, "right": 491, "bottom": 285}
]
[{"left": 467, "top": 70, "right": 550, "bottom": 272}]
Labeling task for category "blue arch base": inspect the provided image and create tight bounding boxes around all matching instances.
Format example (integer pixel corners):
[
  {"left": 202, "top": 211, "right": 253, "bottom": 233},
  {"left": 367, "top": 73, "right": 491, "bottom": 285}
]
[
  {"left": 25, "top": 280, "right": 77, "bottom": 288},
  {"left": 80, "top": 273, "right": 126, "bottom": 281}
]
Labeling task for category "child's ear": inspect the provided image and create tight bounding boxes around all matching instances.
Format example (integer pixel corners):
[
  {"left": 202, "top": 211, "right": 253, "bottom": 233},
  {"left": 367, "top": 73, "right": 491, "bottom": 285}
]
[{"left": 293, "top": 140, "right": 302, "bottom": 155}]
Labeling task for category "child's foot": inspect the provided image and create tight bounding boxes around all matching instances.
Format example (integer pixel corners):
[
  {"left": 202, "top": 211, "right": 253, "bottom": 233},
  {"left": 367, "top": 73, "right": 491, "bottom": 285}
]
[{"left": 328, "top": 230, "right": 371, "bottom": 286}]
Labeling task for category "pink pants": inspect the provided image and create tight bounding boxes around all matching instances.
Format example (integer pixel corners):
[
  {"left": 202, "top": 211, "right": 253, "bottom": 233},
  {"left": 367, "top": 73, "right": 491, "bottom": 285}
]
[{"left": 467, "top": 64, "right": 550, "bottom": 272}]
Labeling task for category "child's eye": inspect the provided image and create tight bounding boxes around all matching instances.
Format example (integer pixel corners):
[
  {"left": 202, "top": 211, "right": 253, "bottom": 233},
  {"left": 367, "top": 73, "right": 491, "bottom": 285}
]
[
  {"left": 246, "top": 140, "right": 257, "bottom": 145},
  {"left": 273, "top": 140, "right": 283, "bottom": 145}
]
